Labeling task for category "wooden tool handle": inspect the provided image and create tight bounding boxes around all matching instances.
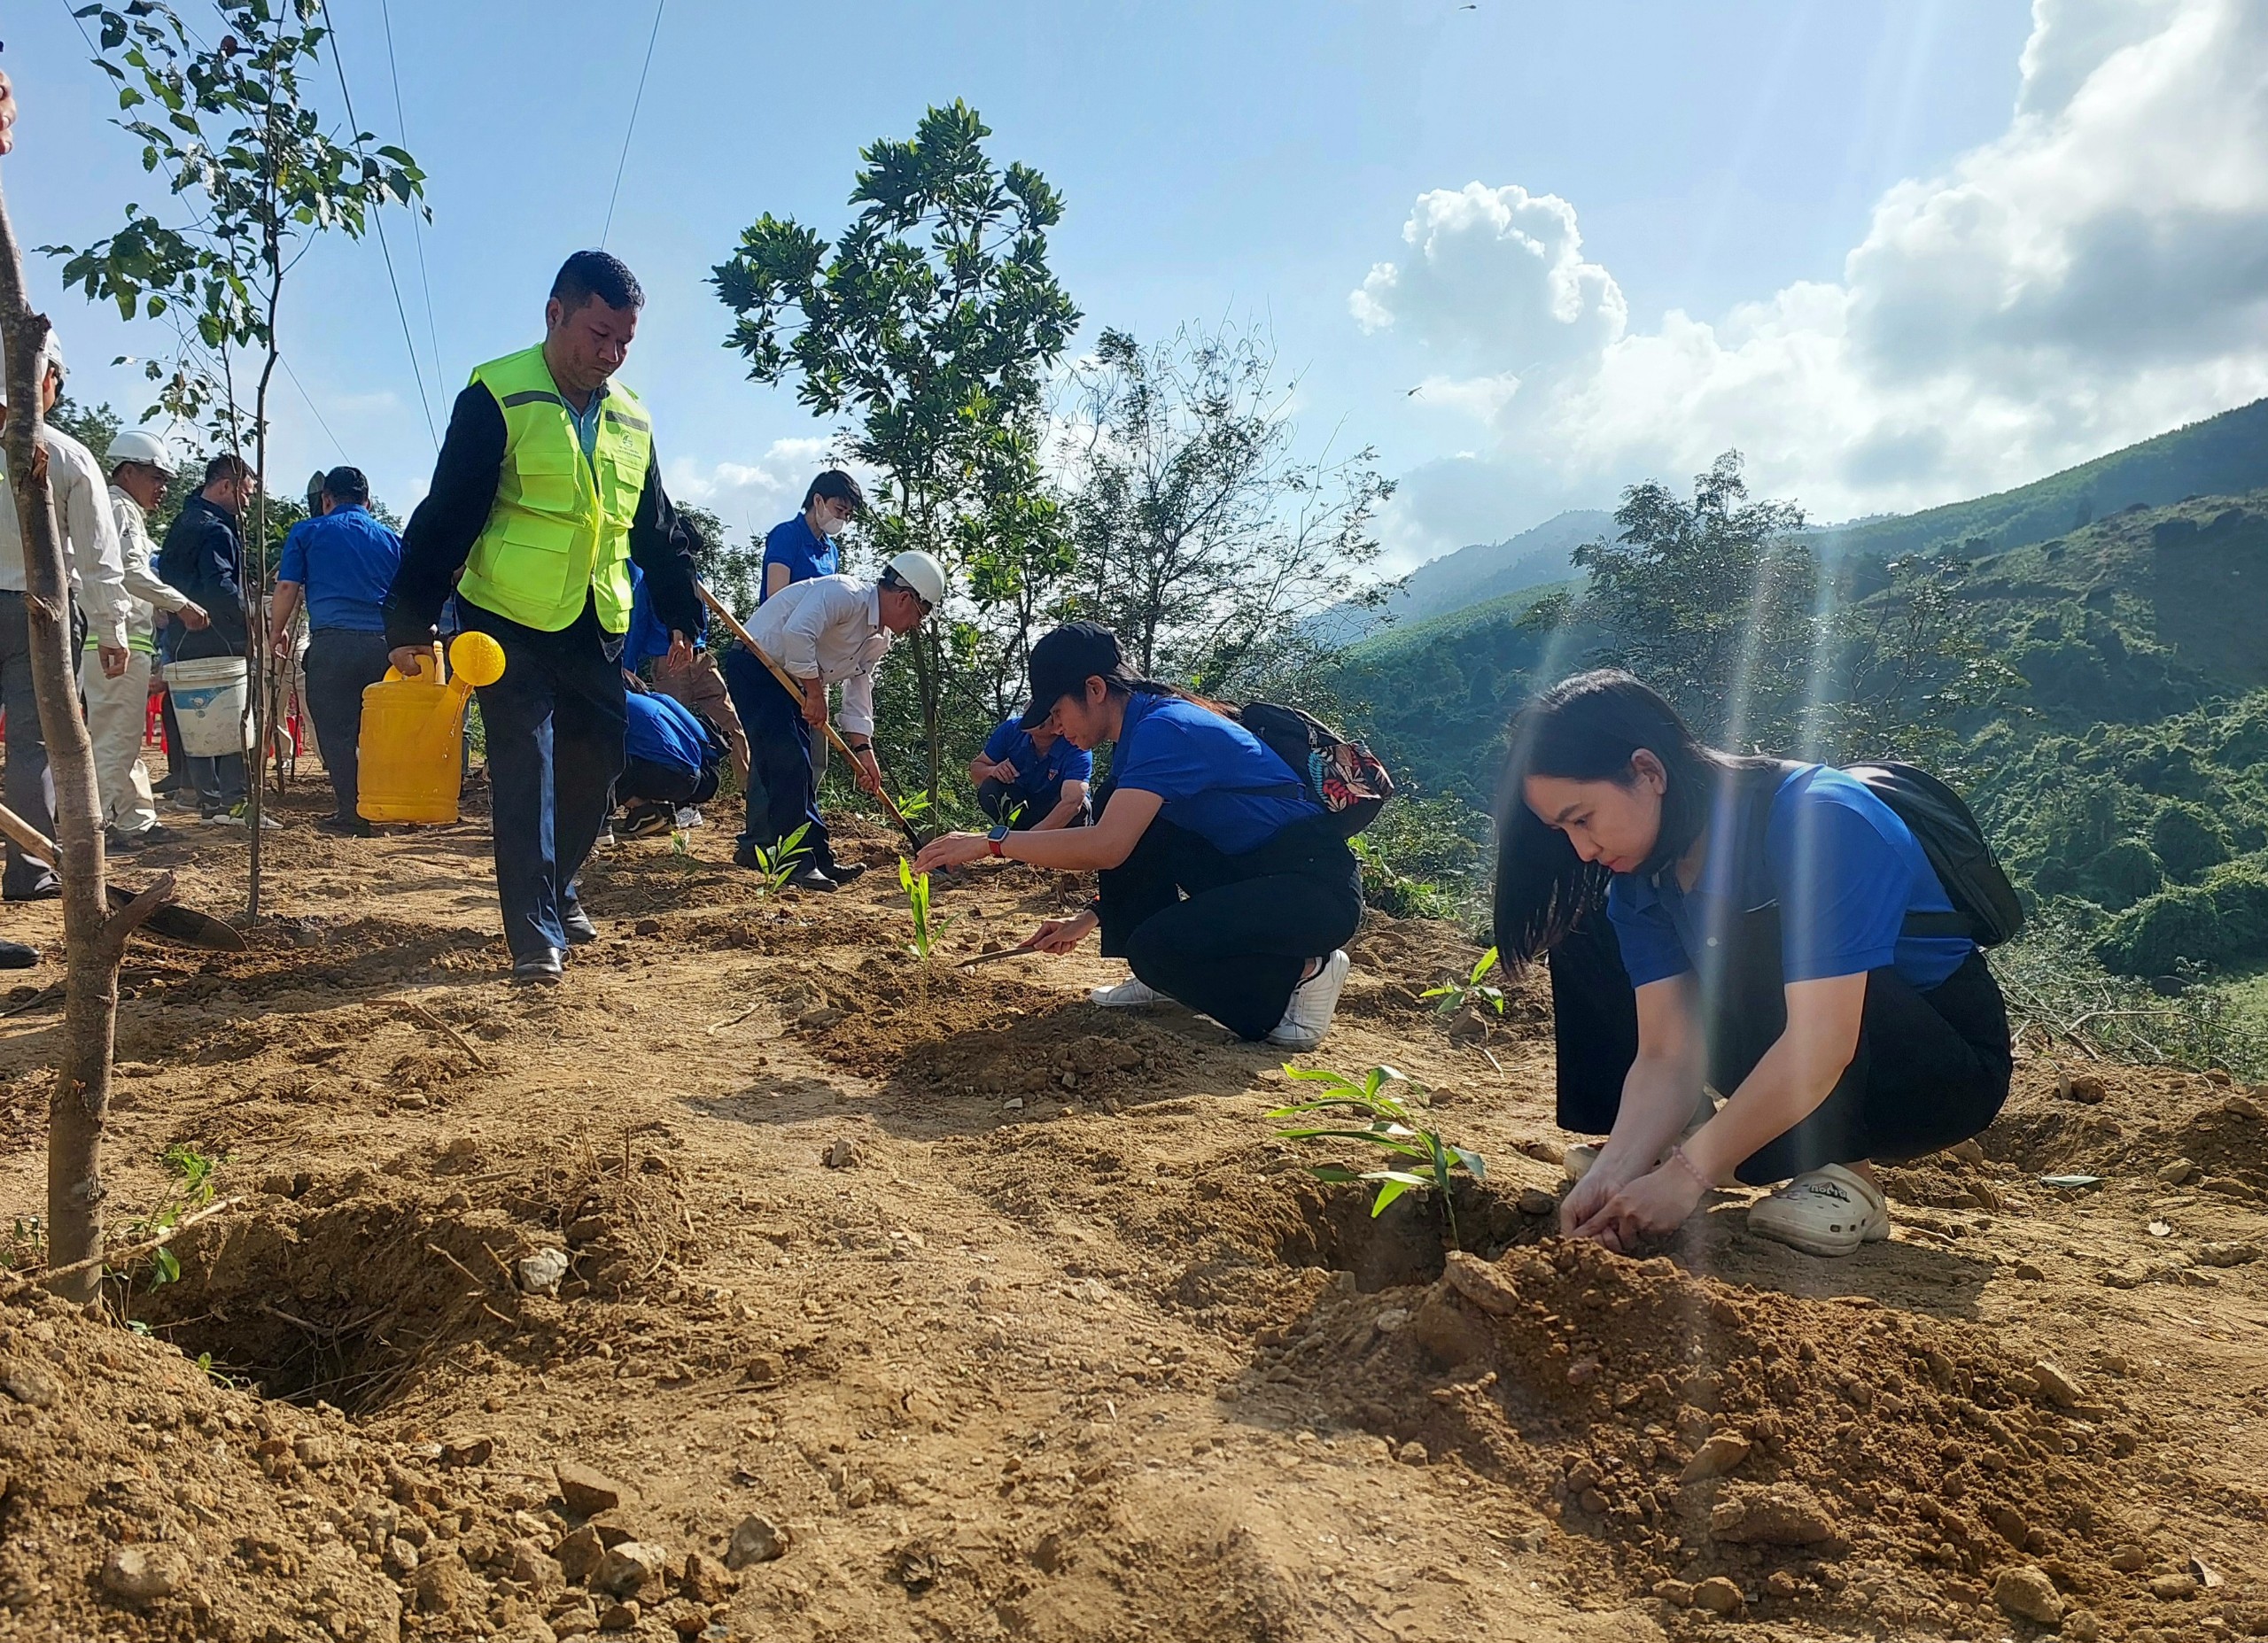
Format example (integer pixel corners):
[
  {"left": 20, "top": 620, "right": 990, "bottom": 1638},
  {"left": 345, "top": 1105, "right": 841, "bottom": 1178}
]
[
  {"left": 0, "top": 801, "right": 58, "bottom": 871},
  {"left": 693, "top": 581, "right": 921, "bottom": 841}
]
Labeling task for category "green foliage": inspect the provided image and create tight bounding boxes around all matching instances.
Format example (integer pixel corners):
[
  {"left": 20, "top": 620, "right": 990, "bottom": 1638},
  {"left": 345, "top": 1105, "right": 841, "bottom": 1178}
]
[
  {"left": 1422, "top": 947, "right": 1504, "bottom": 1017},
  {"left": 713, "top": 101, "right": 1079, "bottom": 799},
  {"left": 1994, "top": 911, "right": 2268, "bottom": 1079},
  {"left": 2149, "top": 800, "right": 2229, "bottom": 881},
  {"left": 1269, "top": 1065, "right": 1484, "bottom": 1248},
  {"left": 1350, "top": 788, "right": 1491, "bottom": 923},
  {"left": 45, "top": 393, "right": 122, "bottom": 460},
  {"left": 745, "top": 822, "right": 812, "bottom": 896},
  {"left": 1063, "top": 324, "right": 1393, "bottom": 696},
  {"left": 898, "top": 856, "right": 947, "bottom": 959},
  {"left": 111, "top": 1143, "right": 224, "bottom": 1295}
]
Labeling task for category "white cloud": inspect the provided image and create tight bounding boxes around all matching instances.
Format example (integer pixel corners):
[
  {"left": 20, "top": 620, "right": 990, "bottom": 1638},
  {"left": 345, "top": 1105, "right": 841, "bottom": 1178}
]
[
  {"left": 663, "top": 437, "right": 840, "bottom": 539},
  {"left": 1362, "top": 0, "right": 2268, "bottom": 558}
]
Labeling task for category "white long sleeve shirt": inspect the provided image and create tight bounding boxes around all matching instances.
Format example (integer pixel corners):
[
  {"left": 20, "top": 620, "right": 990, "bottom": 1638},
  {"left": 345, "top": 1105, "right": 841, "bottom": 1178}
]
[
  {"left": 104, "top": 486, "right": 191, "bottom": 653},
  {"left": 0, "top": 423, "right": 130, "bottom": 650},
  {"left": 741, "top": 573, "right": 894, "bottom": 737}
]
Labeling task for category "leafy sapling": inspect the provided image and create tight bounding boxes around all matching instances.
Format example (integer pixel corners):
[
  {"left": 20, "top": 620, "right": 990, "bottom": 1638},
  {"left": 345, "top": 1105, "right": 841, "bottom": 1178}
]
[
  {"left": 748, "top": 823, "right": 812, "bottom": 896},
  {"left": 899, "top": 856, "right": 951, "bottom": 959},
  {"left": 1269, "top": 1065, "right": 1485, "bottom": 1247},
  {"left": 1423, "top": 945, "right": 1506, "bottom": 1017}
]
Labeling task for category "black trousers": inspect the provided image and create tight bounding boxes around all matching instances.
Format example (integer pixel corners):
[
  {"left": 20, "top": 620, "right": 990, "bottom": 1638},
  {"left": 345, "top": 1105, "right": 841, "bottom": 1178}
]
[
  {"left": 1547, "top": 908, "right": 2013, "bottom": 1184},
  {"left": 978, "top": 777, "right": 1076, "bottom": 829},
  {"left": 721, "top": 648, "right": 840, "bottom": 872},
  {"left": 1100, "top": 816, "right": 1363, "bottom": 1042},
  {"left": 618, "top": 756, "right": 703, "bottom": 808},
  {"left": 304, "top": 628, "right": 393, "bottom": 824},
  {"left": 461, "top": 597, "right": 625, "bottom": 961}
]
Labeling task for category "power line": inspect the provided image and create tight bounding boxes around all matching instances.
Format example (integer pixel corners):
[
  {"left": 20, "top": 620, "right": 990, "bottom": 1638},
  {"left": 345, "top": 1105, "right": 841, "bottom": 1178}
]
[
  {"left": 377, "top": 0, "right": 448, "bottom": 399},
  {"left": 315, "top": 0, "right": 440, "bottom": 450},
  {"left": 278, "top": 354, "right": 349, "bottom": 463},
  {"left": 602, "top": 0, "right": 668, "bottom": 247}
]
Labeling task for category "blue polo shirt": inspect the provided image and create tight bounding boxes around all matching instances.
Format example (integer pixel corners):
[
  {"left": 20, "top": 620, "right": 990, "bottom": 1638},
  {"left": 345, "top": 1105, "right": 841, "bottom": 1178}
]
[
  {"left": 982, "top": 718, "right": 1093, "bottom": 799},
  {"left": 276, "top": 504, "right": 401, "bottom": 633},
  {"left": 1110, "top": 692, "right": 1321, "bottom": 856},
  {"left": 1606, "top": 763, "right": 1973, "bottom": 993},
  {"left": 757, "top": 514, "right": 837, "bottom": 602},
  {"left": 624, "top": 690, "right": 711, "bottom": 779},
  {"left": 625, "top": 562, "right": 706, "bottom": 670}
]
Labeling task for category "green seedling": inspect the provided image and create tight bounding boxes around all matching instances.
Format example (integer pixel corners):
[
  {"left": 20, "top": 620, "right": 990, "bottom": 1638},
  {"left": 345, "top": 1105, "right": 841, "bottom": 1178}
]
[
  {"left": 747, "top": 823, "right": 812, "bottom": 895},
  {"left": 1423, "top": 945, "right": 1506, "bottom": 1016},
  {"left": 899, "top": 856, "right": 951, "bottom": 959},
  {"left": 898, "top": 789, "right": 935, "bottom": 822},
  {"left": 112, "top": 1143, "right": 225, "bottom": 1295},
  {"left": 1001, "top": 798, "right": 1027, "bottom": 829},
  {"left": 1269, "top": 1064, "right": 1485, "bottom": 1247}
]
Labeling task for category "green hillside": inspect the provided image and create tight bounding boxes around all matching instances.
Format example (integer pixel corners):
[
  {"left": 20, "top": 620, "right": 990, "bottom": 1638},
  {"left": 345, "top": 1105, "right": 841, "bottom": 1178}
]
[{"left": 1809, "top": 396, "right": 2268, "bottom": 563}]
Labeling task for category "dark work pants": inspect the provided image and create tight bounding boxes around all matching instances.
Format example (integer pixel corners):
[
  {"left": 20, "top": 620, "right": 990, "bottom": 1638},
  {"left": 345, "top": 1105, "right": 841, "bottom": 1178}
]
[
  {"left": 304, "top": 627, "right": 392, "bottom": 823},
  {"left": 979, "top": 777, "right": 1075, "bottom": 829},
  {"left": 618, "top": 756, "right": 701, "bottom": 807},
  {"left": 1099, "top": 816, "right": 1363, "bottom": 1041},
  {"left": 721, "top": 647, "right": 836, "bottom": 871},
  {"left": 0, "top": 592, "right": 58, "bottom": 896},
  {"left": 462, "top": 597, "right": 625, "bottom": 961},
  {"left": 1547, "top": 909, "right": 2013, "bottom": 1184}
]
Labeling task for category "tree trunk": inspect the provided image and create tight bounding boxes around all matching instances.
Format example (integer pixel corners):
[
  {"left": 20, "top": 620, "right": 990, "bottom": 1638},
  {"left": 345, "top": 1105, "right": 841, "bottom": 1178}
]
[{"left": 0, "top": 176, "right": 131, "bottom": 1303}]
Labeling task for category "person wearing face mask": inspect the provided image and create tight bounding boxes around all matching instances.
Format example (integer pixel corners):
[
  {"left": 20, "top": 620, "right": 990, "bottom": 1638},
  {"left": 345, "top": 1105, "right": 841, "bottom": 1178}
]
[
  {"left": 383, "top": 250, "right": 702, "bottom": 984},
  {"left": 758, "top": 471, "right": 862, "bottom": 784},
  {"left": 1494, "top": 670, "right": 2014, "bottom": 1260}
]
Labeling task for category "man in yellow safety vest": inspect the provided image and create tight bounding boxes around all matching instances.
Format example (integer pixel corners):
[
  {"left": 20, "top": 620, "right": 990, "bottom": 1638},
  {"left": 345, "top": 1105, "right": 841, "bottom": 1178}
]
[{"left": 384, "top": 251, "right": 702, "bottom": 983}]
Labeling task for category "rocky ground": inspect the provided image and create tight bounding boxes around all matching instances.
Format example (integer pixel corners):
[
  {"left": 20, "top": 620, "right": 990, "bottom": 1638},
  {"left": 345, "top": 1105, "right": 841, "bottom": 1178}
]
[{"left": 0, "top": 774, "right": 2263, "bottom": 1643}]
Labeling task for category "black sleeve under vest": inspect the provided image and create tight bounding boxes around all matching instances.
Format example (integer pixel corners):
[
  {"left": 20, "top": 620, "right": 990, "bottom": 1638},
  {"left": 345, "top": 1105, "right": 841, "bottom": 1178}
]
[
  {"left": 625, "top": 454, "right": 703, "bottom": 645},
  {"left": 384, "top": 384, "right": 505, "bottom": 650}
]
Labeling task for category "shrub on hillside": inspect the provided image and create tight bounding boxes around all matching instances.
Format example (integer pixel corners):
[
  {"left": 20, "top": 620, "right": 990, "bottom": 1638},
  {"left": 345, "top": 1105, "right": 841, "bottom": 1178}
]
[
  {"left": 2077, "top": 838, "right": 2163, "bottom": 911},
  {"left": 2096, "top": 858, "right": 2268, "bottom": 976},
  {"left": 2149, "top": 799, "right": 2231, "bottom": 881}
]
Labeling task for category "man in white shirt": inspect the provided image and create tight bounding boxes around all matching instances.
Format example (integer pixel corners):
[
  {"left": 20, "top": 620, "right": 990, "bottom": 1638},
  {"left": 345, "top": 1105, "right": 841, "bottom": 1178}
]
[
  {"left": 719, "top": 551, "right": 944, "bottom": 890},
  {"left": 0, "top": 342, "right": 132, "bottom": 899},
  {"left": 97, "top": 431, "right": 208, "bottom": 849}
]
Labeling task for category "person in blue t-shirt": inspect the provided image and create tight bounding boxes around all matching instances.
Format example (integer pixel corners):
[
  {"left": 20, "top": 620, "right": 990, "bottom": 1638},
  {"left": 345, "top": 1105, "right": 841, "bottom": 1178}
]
[
  {"left": 629, "top": 557, "right": 748, "bottom": 789},
  {"left": 1493, "top": 670, "right": 2012, "bottom": 1260},
  {"left": 759, "top": 469, "right": 864, "bottom": 783},
  {"left": 612, "top": 682, "right": 726, "bottom": 839},
  {"left": 969, "top": 714, "right": 1091, "bottom": 831},
  {"left": 268, "top": 465, "right": 403, "bottom": 835},
  {"left": 915, "top": 623, "right": 1363, "bottom": 1050}
]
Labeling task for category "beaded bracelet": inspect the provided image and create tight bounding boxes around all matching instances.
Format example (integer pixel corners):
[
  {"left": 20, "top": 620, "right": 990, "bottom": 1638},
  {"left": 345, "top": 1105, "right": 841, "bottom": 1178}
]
[{"left": 1667, "top": 1143, "right": 1715, "bottom": 1195}]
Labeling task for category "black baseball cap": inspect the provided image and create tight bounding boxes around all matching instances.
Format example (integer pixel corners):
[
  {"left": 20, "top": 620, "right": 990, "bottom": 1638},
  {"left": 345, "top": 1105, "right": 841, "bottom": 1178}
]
[{"left": 1020, "top": 621, "right": 1130, "bottom": 729}]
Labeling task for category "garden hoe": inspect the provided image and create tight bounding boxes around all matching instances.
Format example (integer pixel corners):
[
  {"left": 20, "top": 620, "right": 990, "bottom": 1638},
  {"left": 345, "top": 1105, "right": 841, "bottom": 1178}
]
[
  {"left": 694, "top": 581, "right": 936, "bottom": 854},
  {"left": 0, "top": 801, "right": 245, "bottom": 951}
]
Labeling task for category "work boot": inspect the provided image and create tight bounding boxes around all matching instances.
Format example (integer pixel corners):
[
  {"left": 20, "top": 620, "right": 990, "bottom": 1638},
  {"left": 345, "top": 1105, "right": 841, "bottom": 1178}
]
[
  {"left": 785, "top": 865, "right": 839, "bottom": 893},
  {"left": 824, "top": 858, "right": 868, "bottom": 884},
  {"left": 314, "top": 815, "right": 372, "bottom": 838},
  {"left": 512, "top": 948, "right": 564, "bottom": 986},
  {"left": 559, "top": 903, "right": 599, "bottom": 945}
]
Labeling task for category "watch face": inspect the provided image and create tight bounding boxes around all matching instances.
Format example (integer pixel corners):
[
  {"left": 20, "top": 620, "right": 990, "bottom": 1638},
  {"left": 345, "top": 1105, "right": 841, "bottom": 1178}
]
[{"left": 990, "top": 825, "right": 1012, "bottom": 842}]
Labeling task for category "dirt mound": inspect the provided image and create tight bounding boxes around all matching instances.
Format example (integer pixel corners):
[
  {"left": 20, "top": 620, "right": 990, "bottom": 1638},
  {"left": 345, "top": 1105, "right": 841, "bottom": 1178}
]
[
  {"left": 1244, "top": 1234, "right": 2268, "bottom": 1638},
  {"left": 1984, "top": 1063, "right": 2268, "bottom": 1200}
]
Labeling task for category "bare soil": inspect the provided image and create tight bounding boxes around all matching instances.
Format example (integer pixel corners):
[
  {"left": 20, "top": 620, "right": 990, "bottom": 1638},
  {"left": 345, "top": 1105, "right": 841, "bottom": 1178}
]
[{"left": 0, "top": 777, "right": 2264, "bottom": 1643}]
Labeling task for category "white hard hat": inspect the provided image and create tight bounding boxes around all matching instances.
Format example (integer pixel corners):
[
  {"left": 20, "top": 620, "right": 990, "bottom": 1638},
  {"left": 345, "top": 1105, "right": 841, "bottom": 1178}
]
[
  {"left": 106, "top": 429, "right": 178, "bottom": 477},
  {"left": 884, "top": 549, "right": 946, "bottom": 609},
  {"left": 42, "top": 336, "right": 65, "bottom": 381}
]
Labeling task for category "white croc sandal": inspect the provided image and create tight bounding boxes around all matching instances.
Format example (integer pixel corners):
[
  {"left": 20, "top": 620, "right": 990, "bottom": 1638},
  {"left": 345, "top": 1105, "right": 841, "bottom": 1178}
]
[{"left": 1746, "top": 1162, "right": 1891, "bottom": 1258}]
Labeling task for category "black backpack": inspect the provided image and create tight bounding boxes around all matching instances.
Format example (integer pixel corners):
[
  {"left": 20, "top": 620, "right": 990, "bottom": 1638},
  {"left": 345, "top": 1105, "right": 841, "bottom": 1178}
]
[
  {"left": 1748, "top": 760, "right": 2023, "bottom": 947},
  {"left": 1233, "top": 701, "right": 1397, "bottom": 839}
]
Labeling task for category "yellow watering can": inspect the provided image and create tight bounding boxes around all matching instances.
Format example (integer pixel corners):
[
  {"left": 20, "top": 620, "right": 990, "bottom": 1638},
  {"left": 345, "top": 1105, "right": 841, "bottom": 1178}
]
[{"left": 356, "top": 631, "right": 508, "bottom": 825}]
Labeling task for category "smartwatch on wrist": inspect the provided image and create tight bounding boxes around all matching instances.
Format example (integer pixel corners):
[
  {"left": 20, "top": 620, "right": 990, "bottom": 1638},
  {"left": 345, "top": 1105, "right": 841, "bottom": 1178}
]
[{"left": 987, "top": 824, "right": 1011, "bottom": 857}]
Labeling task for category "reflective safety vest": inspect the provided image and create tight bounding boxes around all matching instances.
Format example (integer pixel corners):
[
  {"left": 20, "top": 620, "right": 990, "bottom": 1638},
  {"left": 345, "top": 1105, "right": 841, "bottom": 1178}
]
[{"left": 458, "top": 345, "right": 651, "bottom": 634}]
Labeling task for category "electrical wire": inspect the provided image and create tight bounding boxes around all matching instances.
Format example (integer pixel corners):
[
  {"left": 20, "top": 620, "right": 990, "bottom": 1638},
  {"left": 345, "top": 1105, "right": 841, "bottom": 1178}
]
[
  {"left": 315, "top": 0, "right": 440, "bottom": 450},
  {"left": 376, "top": 0, "right": 448, "bottom": 400},
  {"left": 602, "top": 0, "right": 669, "bottom": 247},
  {"left": 278, "top": 354, "right": 349, "bottom": 463}
]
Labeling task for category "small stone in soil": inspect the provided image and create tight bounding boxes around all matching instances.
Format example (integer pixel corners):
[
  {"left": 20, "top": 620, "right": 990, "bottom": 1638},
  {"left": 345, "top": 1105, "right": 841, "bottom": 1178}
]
[
  {"left": 1993, "top": 1565, "right": 2065, "bottom": 1625},
  {"left": 555, "top": 1461, "right": 625, "bottom": 1517},
  {"left": 726, "top": 1513, "right": 788, "bottom": 1569},
  {"left": 99, "top": 1545, "right": 189, "bottom": 1604},
  {"left": 2156, "top": 1158, "right": 2198, "bottom": 1186},
  {"left": 1692, "top": 1576, "right": 1743, "bottom": 1616},
  {"left": 1516, "top": 1187, "right": 1557, "bottom": 1216}
]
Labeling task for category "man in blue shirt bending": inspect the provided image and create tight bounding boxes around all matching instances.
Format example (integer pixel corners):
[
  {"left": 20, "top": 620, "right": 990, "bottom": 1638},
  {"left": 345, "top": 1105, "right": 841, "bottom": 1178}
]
[
  {"left": 969, "top": 713, "right": 1091, "bottom": 830},
  {"left": 269, "top": 466, "right": 403, "bottom": 835}
]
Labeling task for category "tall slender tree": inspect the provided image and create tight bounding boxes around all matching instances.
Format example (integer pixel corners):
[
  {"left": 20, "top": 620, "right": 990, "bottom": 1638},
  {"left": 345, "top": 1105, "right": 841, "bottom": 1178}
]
[{"left": 49, "top": 0, "right": 425, "bottom": 915}]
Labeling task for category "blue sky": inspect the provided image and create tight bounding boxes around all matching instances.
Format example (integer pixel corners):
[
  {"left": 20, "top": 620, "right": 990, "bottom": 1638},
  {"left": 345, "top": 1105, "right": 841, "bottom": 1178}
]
[{"left": 10, "top": 0, "right": 2265, "bottom": 570}]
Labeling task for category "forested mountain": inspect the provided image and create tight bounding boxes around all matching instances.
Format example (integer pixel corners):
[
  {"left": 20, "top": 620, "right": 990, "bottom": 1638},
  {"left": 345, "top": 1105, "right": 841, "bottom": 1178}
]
[{"left": 1310, "top": 508, "right": 1612, "bottom": 645}]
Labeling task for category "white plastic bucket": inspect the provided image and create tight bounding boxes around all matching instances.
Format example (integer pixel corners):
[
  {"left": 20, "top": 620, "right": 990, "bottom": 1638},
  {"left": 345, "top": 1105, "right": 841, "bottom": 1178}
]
[{"left": 167, "top": 655, "right": 252, "bottom": 756}]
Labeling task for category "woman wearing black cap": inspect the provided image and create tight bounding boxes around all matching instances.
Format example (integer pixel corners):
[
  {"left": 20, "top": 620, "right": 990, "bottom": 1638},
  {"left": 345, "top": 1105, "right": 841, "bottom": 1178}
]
[{"left": 913, "top": 622, "right": 1363, "bottom": 1050}]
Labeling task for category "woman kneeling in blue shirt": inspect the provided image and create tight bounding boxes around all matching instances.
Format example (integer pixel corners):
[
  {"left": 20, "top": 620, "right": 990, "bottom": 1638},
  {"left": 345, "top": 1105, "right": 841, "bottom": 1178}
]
[
  {"left": 915, "top": 623, "right": 1363, "bottom": 1050},
  {"left": 1495, "top": 670, "right": 2011, "bottom": 1259}
]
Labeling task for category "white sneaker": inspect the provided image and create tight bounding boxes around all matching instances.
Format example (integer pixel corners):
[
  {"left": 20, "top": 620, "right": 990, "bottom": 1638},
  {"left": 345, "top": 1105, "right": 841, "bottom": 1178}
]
[
  {"left": 674, "top": 807, "right": 704, "bottom": 830},
  {"left": 1267, "top": 949, "right": 1352, "bottom": 1050},
  {"left": 1089, "top": 973, "right": 1161, "bottom": 1008},
  {"left": 1746, "top": 1163, "right": 1891, "bottom": 1259},
  {"left": 1564, "top": 1092, "right": 1716, "bottom": 1182}
]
